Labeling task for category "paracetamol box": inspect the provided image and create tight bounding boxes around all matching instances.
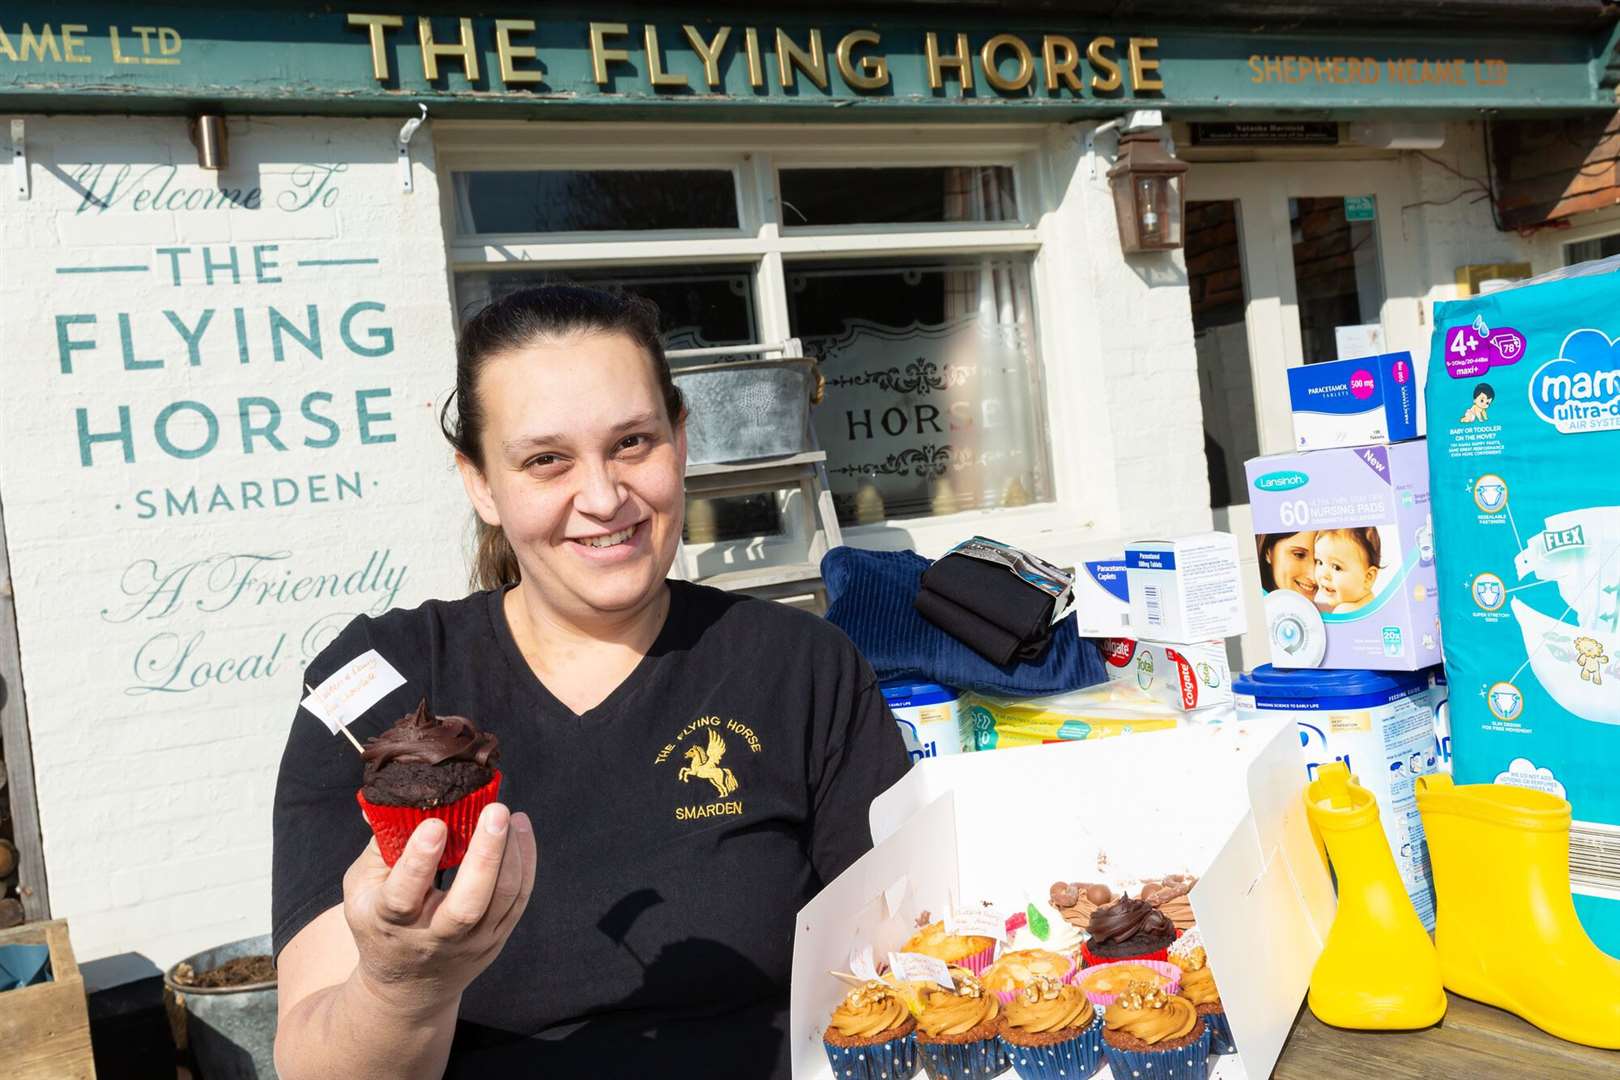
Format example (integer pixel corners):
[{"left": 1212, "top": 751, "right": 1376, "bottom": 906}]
[
  {"left": 879, "top": 680, "right": 970, "bottom": 763},
  {"left": 1244, "top": 441, "right": 1441, "bottom": 671},
  {"left": 1099, "top": 636, "right": 1234, "bottom": 712},
  {"left": 1427, "top": 257, "right": 1620, "bottom": 953},
  {"left": 1072, "top": 556, "right": 1132, "bottom": 637},
  {"left": 1124, "top": 532, "right": 1245, "bottom": 641},
  {"left": 1288, "top": 352, "right": 1421, "bottom": 451}
]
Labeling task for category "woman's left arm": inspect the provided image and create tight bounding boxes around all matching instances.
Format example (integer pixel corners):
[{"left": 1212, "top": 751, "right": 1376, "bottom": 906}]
[{"left": 806, "top": 674, "right": 913, "bottom": 883}]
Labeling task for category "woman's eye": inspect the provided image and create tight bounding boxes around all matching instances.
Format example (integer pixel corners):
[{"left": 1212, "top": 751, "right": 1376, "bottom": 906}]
[
  {"left": 617, "top": 434, "right": 651, "bottom": 452},
  {"left": 526, "top": 454, "right": 559, "bottom": 468}
]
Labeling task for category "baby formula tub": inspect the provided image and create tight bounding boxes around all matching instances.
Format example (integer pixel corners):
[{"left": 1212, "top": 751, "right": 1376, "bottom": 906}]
[{"left": 1235, "top": 664, "right": 1443, "bottom": 928}]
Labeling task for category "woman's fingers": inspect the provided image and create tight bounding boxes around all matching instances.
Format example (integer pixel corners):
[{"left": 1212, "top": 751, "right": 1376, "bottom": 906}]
[
  {"left": 487, "top": 812, "right": 538, "bottom": 942},
  {"left": 374, "top": 819, "right": 447, "bottom": 925},
  {"left": 482, "top": 811, "right": 536, "bottom": 935},
  {"left": 432, "top": 804, "right": 509, "bottom": 937}
]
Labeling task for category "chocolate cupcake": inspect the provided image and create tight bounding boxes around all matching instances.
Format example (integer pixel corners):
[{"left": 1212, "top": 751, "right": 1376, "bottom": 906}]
[
  {"left": 360, "top": 699, "right": 500, "bottom": 807},
  {"left": 355, "top": 699, "right": 503, "bottom": 869},
  {"left": 1079, "top": 896, "right": 1178, "bottom": 967}
]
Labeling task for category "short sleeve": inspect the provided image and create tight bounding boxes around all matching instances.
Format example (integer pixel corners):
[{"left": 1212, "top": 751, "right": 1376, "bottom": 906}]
[
  {"left": 806, "top": 652, "right": 912, "bottom": 885},
  {"left": 270, "top": 615, "right": 420, "bottom": 961}
]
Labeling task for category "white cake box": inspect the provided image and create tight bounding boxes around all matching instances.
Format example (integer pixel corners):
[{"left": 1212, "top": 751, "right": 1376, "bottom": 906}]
[{"left": 790, "top": 721, "right": 1333, "bottom": 1080}]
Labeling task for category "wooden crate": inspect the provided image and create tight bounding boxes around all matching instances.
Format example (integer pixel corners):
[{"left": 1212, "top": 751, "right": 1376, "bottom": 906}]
[{"left": 0, "top": 919, "right": 97, "bottom": 1079}]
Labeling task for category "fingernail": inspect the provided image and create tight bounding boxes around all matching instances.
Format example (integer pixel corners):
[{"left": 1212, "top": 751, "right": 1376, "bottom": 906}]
[
  {"left": 483, "top": 805, "right": 509, "bottom": 835},
  {"left": 513, "top": 813, "right": 532, "bottom": 834},
  {"left": 414, "top": 820, "right": 445, "bottom": 849}
]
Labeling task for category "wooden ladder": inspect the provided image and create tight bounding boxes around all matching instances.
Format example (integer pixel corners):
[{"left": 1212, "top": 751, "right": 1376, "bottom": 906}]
[{"left": 669, "top": 340, "right": 844, "bottom": 611}]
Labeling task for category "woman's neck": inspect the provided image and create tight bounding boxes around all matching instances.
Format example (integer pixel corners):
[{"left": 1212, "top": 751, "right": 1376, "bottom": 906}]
[{"left": 504, "top": 578, "right": 670, "bottom": 680}]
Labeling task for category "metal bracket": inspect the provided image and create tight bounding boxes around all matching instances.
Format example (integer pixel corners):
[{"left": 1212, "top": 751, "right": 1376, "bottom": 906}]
[
  {"left": 397, "top": 103, "right": 427, "bottom": 194},
  {"left": 11, "top": 120, "right": 27, "bottom": 201},
  {"left": 1084, "top": 109, "right": 1167, "bottom": 180}
]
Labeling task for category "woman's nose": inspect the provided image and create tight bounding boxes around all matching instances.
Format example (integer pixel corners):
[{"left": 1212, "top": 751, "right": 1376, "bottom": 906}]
[{"left": 574, "top": 459, "right": 626, "bottom": 519}]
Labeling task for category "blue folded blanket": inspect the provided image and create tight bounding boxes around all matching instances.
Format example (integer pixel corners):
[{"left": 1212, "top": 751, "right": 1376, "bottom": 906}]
[{"left": 823, "top": 546, "right": 1107, "bottom": 698}]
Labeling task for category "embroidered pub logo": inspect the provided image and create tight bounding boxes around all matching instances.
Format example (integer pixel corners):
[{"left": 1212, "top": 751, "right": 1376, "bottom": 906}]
[{"left": 655, "top": 714, "right": 763, "bottom": 821}]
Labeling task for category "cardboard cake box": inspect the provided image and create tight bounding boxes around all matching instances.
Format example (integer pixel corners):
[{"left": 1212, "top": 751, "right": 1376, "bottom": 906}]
[{"left": 790, "top": 721, "right": 1334, "bottom": 1080}]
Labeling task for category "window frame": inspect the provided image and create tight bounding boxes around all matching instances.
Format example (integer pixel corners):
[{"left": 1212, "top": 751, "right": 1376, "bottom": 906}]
[{"left": 435, "top": 121, "right": 1088, "bottom": 564}]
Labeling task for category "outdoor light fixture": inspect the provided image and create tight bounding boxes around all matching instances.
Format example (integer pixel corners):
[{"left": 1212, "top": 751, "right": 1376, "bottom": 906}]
[
  {"left": 192, "top": 114, "right": 227, "bottom": 170},
  {"left": 1107, "top": 127, "right": 1189, "bottom": 253}
]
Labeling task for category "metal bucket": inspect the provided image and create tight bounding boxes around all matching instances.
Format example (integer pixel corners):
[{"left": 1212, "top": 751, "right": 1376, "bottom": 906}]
[
  {"left": 673, "top": 356, "right": 817, "bottom": 465},
  {"left": 164, "top": 934, "right": 278, "bottom": 1079}
]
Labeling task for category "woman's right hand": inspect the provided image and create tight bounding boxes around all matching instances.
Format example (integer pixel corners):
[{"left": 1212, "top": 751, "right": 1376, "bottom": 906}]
[{"left": 341, "top": 804, "right": 537, "bottom": 1015}]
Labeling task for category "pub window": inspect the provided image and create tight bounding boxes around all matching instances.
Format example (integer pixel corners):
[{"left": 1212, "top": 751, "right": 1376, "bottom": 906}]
[
  {"left": 1566, "top": 233, "right": 1620, "bottom": 266},
  {"left": 445, "top": 141, "right": 1051, "bottom": 547}
]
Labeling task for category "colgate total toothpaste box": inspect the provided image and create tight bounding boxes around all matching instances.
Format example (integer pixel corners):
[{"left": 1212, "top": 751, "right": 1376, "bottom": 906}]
[{"left": 1099, "top": 637, "right": 1233, "bottom": 712}]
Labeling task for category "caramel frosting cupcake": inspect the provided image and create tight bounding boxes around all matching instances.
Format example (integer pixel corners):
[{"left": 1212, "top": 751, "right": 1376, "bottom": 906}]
[
  {"left": 822, "top": 980, "right": 919, "bottom": 1080},
  {"left": 1140, "top": 874, "right": 1198, "bottom": 932},
  {"left": 1001, "top": 975, "right": 1094, "bottom": 1042},
  {"left": 1169, "top": 929, "right": 1235, "bottom": 1055},
  {"left": 914, "top": 968, "right": 1008, "bottom": 1079},
  {"left": 1099, "top": 982, "right": 1212, "bottom": 1080},
  {"left": 904, "top": 920, "right": 997, "bottom": 975},
  {"left": 1049, "top": 880, "right": 1118, "bottom": 933}
]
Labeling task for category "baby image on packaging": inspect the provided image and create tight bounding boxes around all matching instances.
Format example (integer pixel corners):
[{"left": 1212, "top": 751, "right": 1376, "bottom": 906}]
[{"left": 1256, "top": 525, "right": 1397, "bottom": 616}]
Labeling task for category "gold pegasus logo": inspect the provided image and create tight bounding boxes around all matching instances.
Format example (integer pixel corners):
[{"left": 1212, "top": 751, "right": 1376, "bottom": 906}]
[{"left": 677, "top": 728, "right": 739, "bottom": 799}]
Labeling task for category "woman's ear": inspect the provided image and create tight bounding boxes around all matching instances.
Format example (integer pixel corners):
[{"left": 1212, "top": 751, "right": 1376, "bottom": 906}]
[{"left": 456, "top": 452, "right": 502, "bottom": 528}]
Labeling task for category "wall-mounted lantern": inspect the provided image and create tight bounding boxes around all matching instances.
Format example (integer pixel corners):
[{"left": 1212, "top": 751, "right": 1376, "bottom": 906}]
[{"left": 1107, "top": 128, "right": 1189, "bottom": 253}]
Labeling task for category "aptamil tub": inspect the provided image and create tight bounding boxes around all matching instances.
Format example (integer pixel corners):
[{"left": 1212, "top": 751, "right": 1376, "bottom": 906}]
[
  {"left": 1235, "top": 664, "right": 1442, "bottom": 928},
  {"left": 880, "top": 680, "right": 971, "bottom": 763}
]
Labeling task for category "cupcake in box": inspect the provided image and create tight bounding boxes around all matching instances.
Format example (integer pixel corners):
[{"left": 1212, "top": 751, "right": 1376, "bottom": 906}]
[
  {"left": 903, "top": 921, "right": 997, "bottom": 976},
  {"left": 1049, "top": 881, "right": 1117, "bottom": 934},
  {"left": 1078, "top": 895, "right": 1179, "bottom": 967},
  {"left": 914, "top": 967, "right": 1007, "bottom": 1080},
  {"left": 1076, "top": 960, "right": 1181, "bottom": 1006},
  {"left": 1100, "top": 981, "right": 1211, "bottom": 1080},
  {"left": 1004, "top": 901, "right": 1084, "bottom": 963},
  {"left": 981, "top": 949, "right": 1075, "bottom": 1004},
  {"left": 997, "top": 974, "right": 1106, "bottom": 1080},
  {"left": 822, "top": 980, "right": 919, "bottom": 1080},
  {"left": 356, "top": 699, "right": 502, "bottom": 870},
  {"left": 1139, "top": 874, "right": 1198, "bottom": 933},
  {"left": 1169, "top": 929, "right": 1234, "bottom": 1055}
]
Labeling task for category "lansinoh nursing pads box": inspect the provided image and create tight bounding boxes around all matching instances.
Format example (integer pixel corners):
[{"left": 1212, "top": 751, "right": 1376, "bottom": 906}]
[
  {"left": 1244, "top": 440, "right": 1442, "bottom": 671},
  {"left": 1428, "top": 257, "right": 1620, "bottom": 951}
]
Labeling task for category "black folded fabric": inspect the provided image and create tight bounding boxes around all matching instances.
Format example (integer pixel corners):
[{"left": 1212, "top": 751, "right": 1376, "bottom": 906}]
[
  {"left": 920, "top": 551, "right": 1059, "bottom": 642},
  {"left": 914, "top": 587, "right": 1026, "bottom": 666}
]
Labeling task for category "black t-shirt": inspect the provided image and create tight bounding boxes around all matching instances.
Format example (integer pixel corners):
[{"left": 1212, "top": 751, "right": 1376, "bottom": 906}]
[{"left": 271, "top": 581, "right": 911, "bottom": 1079}]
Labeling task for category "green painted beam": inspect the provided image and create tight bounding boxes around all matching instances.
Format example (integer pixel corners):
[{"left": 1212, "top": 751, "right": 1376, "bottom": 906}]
[{"left": 0, "top": 4, "right": 1612, "bottom": 116}]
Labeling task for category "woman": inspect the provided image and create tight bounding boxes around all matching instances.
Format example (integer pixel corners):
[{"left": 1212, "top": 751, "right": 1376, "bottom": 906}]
[
  {"left": 1256, "top": 531, "right": 1318, "bottom": 603},
  {"left": 271, "top": 286, "right": 911, "bottom": 1079}
]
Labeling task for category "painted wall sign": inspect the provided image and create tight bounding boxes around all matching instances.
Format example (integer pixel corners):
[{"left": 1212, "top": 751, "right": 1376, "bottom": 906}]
[
  {"left": 0, "top": 5, "right": 1610, "bottom": 114},
  {"left": 0, "top": 116, "right": 467, "bottom": 964}
]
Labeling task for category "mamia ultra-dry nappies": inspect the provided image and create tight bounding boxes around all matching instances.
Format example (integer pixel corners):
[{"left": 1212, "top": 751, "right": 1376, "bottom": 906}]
[{"left": 1428, "top": 258, "right": 1620, "bottom": 949}]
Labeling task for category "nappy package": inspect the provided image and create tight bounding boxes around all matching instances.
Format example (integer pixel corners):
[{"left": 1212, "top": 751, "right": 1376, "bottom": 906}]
[
  {"left": 1428, "top": 258, "right": 1620, "bottom": 948},
  {"left": 1245, "top": 441, "right": 1442, "bottom": 670},
  {"left": 1288, "top": 351, "right": 1421, "bottom": 451}
]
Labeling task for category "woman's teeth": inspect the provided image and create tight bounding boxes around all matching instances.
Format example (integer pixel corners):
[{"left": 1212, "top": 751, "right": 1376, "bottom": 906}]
[{"left": 581, "top": 526, "right": 634, "bottom": 548}]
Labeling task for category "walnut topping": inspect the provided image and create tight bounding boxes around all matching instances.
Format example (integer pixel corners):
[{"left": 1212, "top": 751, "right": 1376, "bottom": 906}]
[
  {"left": 1018, "top": 974, "right": 1066, "bottom": 1005},
  {"left": 845, "top": 981, "right": 900, "bottom": 1010},
  {"left": 1115, "top": 981, "right": 1172, "bottom": 1011}
]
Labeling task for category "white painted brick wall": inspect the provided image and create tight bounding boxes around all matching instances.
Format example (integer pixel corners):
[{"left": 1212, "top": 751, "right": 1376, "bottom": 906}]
[{"left": 0, "top": 115, "right": 468, "bottom": 967}]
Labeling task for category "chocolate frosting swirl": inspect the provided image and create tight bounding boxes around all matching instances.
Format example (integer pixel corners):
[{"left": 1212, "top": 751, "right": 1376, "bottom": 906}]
[
  {"left": 361, "top": 699, "right": 499, "bottom": 782},
  {"left": 1087, "top": 897, "right": 1174, "bottom": 946}
]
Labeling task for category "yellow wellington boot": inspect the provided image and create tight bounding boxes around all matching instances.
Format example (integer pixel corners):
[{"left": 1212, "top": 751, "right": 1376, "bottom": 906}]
[
  {"left": 1416, "top": 774, "right": 1620, "bottom": 1048},
  {"left": 1304, "top": 762, "right": 1447, "bottom": 1029}
]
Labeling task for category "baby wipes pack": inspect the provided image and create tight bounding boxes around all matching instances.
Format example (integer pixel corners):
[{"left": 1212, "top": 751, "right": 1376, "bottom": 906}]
[
  {"left": 1244, "top": 441, "right": 1442, "bottom": 671},
  {"left": 1428, "top": 259, "right": 1620, "bottom": 943}
]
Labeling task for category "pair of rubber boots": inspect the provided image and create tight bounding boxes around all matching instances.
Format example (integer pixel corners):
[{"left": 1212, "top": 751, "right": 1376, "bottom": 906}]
[{"left": 1303, "top": 761, "right": 1620, "bottom": 1048}]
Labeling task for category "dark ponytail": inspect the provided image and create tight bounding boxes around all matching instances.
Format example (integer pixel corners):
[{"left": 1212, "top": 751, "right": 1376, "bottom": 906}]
[{"left": 442, "top": 285, "right": 685, "bottom": 592}]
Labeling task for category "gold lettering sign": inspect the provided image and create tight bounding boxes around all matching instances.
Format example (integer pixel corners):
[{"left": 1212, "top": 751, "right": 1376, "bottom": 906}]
[{"left": 495, "top": 18, "right": 543, "bottom": 84}]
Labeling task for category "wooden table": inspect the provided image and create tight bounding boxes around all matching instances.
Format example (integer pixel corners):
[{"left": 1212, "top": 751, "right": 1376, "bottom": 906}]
[{"left": 1274, "top": 991, "right": 1620, "bottom": 1078}]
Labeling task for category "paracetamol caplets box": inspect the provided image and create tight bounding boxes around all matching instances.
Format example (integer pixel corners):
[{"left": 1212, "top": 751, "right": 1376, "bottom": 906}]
[
  {"left": 1427, "top": 257, "right": 1620, "bottom": 952},
  {"left": 1072, "top": 557, "right": 1132, "bottom": 637},
  {"left": 1288, "top": 352, "right": 1421, "bottom": 451},
  {"left": 1124, "top": 532, "right": 1245, "bottom": 642},
  {"left": 1244, "top": 441, "right": 1441, "bottom": 671}
]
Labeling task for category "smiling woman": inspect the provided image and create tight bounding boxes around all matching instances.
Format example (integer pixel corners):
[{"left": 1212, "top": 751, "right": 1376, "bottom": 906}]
[{"left": 269, "top": 285, "right": 911, "bottom": 1080}]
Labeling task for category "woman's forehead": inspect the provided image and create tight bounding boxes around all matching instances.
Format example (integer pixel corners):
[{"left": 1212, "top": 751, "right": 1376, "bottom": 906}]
[{"left": 480, "top": 332, "right": 664, "bottom": 432}]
